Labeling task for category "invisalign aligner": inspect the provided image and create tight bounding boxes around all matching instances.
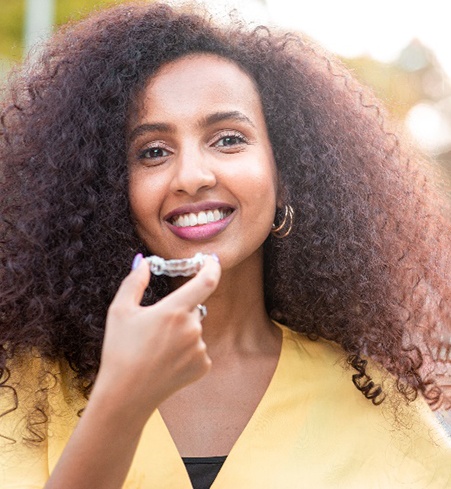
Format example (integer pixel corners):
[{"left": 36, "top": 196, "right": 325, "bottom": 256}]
[{"left": 145, "top": 252, "right": 206, "bottom": 277}]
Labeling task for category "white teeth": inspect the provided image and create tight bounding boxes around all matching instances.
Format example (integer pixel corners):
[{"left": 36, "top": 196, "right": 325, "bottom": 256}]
[
  {"left": 172, "top": 208, "right": 232, "bottom": 227},
  {"left": 189, "top": 213, "right": 197, "bottom": 226}
]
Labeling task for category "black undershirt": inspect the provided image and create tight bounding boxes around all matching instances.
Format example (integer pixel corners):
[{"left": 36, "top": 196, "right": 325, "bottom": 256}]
[{"left": 182, "top": 456, "right": 227, "bottom": 489}]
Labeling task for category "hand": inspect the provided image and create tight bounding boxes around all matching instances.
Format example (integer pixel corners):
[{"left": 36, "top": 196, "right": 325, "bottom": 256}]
[{"left": 95, "top": 254, "right": 221, "bottom": 416}]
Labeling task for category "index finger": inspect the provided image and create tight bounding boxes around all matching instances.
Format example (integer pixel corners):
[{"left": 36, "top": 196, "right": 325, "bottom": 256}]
[{"left": 158, "top": 255, "right": 221, "bottom": 311}]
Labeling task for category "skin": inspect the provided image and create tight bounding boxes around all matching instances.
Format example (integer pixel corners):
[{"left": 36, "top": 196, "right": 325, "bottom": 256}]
[
  {"left": 46, "top": 54, "right": 281, "bottom": 488},
  {"left": 127, "top": 53, "right": 278, "bottom": 271}
]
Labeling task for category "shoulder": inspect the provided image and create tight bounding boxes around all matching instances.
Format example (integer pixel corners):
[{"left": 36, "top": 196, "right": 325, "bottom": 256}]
[
  {"left": 0, "top": 353, "right": 83, "bottom": 440},
  {"left": 275, "top": 322, "right": 451, "bottom": 486},
  {"left": 0, "top": 354, "right": 84, "bottom": 485},
  {"left": 275, "top": 321, "right": 357, "bottom": 388}
]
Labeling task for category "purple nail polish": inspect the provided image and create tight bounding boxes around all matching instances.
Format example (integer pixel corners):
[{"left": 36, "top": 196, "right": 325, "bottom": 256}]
[
  {"left": 132, "top": 253, "right": 143, "bottom": 271},
  {"left": 211, "top": 253, "right": 220, "bottom": 263}
]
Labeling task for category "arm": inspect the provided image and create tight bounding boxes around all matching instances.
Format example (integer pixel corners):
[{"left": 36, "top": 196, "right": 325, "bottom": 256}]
[{"left": 45, "top": 255, "right": 221, "bottom": 489}]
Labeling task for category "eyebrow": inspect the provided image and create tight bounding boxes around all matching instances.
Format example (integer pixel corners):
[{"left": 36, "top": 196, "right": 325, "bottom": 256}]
[
  {"left": 128, "top": 110, "right": 255, "bottom": 144},
  {"left": 128, "top": 122, "right": 172, "bottom": 144},
  {"left": 202, "top": 110, "right": 255, "bottom": 128}
]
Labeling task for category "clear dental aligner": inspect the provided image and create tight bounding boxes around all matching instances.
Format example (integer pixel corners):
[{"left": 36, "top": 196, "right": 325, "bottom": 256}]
[{"left": 145, "top": 252, "right": 207, "bottom": 277}]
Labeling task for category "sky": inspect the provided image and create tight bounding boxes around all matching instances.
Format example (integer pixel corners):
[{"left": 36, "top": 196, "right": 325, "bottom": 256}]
[
  {"left": 268, "top": 0, "right": 451, "bottom": 75},
  {"left": 194, "top": 0, "right": 451, "bottom": 77}
]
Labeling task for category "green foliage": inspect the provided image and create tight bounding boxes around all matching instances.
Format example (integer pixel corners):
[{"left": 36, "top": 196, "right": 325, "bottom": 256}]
[
  {"left": 0, "top": 0, "right": 128, "bottom": 63},
  {"left": 0, "top": 0, "right": 25, "bottom": 62},
  {"left": 55, "top": 0, "right": 126, "bottom": 25},
  {"left": 343, "top": 56, "right": 419, "bottom": 120}
]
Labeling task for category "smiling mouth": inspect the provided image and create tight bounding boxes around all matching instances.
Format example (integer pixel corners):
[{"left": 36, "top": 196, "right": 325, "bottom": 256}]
[{"left": 169, "top": 208, "right": 234, "bottom": 228}]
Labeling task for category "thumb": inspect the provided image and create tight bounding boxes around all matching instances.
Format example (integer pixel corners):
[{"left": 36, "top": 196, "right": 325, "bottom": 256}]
[{"left": 112, "top": 253, "right": 151, "bottom": 308}]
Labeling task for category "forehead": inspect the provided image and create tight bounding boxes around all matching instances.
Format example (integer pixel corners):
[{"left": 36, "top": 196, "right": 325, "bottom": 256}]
[{"left": 132, "top": 53, "right": 263, "bottom": 121}]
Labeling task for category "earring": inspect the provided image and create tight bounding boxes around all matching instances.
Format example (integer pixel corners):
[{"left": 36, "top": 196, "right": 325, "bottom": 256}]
[{"left": 271, "top": 204, "right": 294, "bottom": 238}]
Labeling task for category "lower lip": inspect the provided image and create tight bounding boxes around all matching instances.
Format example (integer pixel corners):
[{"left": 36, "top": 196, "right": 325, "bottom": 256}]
[{"left": 166, "top": 212, "right": 235, "bottom": 241}]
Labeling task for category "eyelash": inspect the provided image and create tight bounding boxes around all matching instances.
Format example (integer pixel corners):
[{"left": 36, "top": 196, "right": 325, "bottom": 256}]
[
  {"left": 137, "top": 143, "right": 171, "bottom": 160},
  {"left": 136, "top": 131, "right": 249, "bottom": 162},
  {"left": 213, "top": 131, "right": 248, "bottom": 149}
]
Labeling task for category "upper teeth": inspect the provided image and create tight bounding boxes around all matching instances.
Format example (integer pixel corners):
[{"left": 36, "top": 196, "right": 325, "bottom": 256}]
[{"left": 171, "top": 209, "right": 232, "bottom": 227}]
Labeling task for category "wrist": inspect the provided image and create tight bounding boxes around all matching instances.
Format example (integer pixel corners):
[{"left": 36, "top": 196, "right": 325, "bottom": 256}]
[{"left": 87, "top": 377, "right": 158, "bottom": 435}]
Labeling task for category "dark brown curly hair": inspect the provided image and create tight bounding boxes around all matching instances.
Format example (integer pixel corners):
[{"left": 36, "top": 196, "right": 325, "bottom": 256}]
[{"left": 1, "top": 1, "right": 451, "bottom": 441}]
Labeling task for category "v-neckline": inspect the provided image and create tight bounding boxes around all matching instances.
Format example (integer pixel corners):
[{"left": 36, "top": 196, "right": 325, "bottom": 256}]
[{"left": 153, "top": 321, "right": 289, "bottom": 488}]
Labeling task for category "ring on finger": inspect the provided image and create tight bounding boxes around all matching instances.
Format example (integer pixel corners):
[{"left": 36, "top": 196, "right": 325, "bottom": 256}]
[{"left": 196, "top": 304, "right": 207, "bottom": 321}]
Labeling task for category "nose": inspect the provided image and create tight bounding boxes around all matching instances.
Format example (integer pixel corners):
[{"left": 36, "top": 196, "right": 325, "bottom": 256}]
[{"left": 170, "top": 147, "right": 216, "bottom": 196}]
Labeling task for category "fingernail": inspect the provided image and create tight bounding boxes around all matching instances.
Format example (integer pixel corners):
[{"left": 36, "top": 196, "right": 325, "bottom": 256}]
[
  {"left": 211, "top": 253, "right": 220, "bottom": 263},
  {"left": 131, "top": 253, "right": 143, "bottom": 271}
]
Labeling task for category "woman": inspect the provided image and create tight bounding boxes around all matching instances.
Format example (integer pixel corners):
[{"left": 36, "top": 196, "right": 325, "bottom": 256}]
[{"left": 1, "top": 2, "right": 450, "bottom": 488}]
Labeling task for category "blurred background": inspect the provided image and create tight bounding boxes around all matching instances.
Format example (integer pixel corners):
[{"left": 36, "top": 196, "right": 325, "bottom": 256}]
[
  {"left": 1, "top": 0, "right": 451, "bottom": 427},
  {"left": 1, "top": 0, "right": 451, "bottom": 171}
]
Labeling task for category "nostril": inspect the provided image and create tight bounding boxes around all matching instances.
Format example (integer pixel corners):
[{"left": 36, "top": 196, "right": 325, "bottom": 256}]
[{"left": 172, "top": 167, "right": 217, "bottom": 196}]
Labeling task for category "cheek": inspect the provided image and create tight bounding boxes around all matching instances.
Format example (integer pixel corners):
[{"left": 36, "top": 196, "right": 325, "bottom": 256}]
[
  {"left": 252, "top": 175, "right": 277, "bottom": 206},
  {"left": 128, "top": 176, "right": 144, "bottom": 220},
  {"left": 128, "top": 171, "right": 160, "bottom": 223},
  {"left": 236, "top": 159, "right": 278, "bottom": 222},
  {"left": 250, "top": 158, "right": 277, "bottom": 204}
]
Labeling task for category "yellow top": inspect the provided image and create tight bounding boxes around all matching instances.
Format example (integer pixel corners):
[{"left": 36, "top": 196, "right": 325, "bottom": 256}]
[{"left": 1, "top": 323, "right": 450, "bottom": 488}]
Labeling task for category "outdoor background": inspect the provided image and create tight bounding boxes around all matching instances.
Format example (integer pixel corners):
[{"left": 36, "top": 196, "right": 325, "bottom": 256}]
[
  {"left": 1, "top": 0, "right": 451, "bottom": 429},
  {"left": 1, "top": 0, "right": 451, "bottom": 172}
]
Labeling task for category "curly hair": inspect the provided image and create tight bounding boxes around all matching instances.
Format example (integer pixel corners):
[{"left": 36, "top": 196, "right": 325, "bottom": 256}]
[{"left": 1, "top": 1, "right": 451, "bottom": 440}]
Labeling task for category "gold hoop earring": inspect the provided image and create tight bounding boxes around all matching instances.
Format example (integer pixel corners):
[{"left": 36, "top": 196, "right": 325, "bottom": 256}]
[{"left": 271, "top": 204, "right": 294, "bottom": 239}]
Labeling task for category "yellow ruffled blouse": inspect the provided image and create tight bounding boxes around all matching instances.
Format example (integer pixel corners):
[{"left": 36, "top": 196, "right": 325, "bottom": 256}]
[{"left": 1, "top": 323, "right": 450, "bottom": 488}]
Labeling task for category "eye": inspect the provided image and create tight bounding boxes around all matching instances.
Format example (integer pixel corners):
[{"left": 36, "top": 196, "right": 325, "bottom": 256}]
[
  {"left": 138, "top": 146, "right": 171, "bottom": 159},
  {"left": 214, "top": 132, "right": 248, "bottom": 149},
  {"left": 216, "top": 135, "right": 245, "bottom": 147}
]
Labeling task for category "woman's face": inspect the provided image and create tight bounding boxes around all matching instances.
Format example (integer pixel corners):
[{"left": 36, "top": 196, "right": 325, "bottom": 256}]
[{"left": 127, "top": 53, "right": 277, "bottom": 271}]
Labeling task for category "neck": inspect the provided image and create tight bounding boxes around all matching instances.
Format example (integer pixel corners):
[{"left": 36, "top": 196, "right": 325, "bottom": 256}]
[{"left": 170, "top": 249, "right": 278, "bottom": 357}]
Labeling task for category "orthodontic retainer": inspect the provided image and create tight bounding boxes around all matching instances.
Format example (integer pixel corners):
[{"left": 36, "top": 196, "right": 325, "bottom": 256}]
[{"left": 145, "top": 252, "right": 206, "bottom": 277}]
